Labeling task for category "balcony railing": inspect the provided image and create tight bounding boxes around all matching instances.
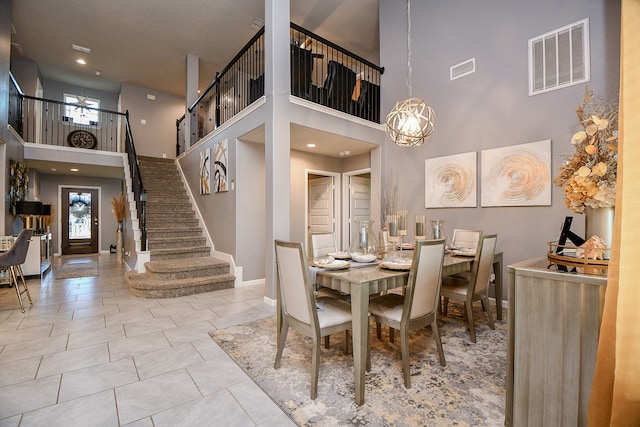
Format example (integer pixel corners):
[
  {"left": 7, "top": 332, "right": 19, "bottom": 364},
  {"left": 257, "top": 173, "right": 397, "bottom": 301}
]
[
  {"left": 176, "top": 23, "right": 384, "bottom": 156},
  {"left": 9, "top": 73, "right": 147, "bottom": 251}
]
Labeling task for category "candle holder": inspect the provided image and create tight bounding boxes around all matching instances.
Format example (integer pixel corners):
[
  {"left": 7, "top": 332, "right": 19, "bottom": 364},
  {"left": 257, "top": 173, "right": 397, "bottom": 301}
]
[
  {"left": 415, "top": 215, "right": 426, "bottom": 240},
  {"left": 397, "top": 210, "right": 408, "bottom": 250}
]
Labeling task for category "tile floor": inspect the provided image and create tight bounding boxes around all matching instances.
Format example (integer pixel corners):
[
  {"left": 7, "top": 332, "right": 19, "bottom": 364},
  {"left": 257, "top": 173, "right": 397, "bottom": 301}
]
[{"left": 0, "top": 254, "right": 295, "bottom": 426}]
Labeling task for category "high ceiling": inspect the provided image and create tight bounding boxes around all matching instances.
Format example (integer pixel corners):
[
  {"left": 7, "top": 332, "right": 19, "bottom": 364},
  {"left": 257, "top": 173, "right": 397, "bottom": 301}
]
[{"left": 11, "top": 0, "right": 380, "bottom": 98}]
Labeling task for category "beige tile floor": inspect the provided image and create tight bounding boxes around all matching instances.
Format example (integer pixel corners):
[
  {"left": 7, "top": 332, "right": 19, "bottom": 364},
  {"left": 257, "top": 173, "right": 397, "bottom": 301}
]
[{"left": 0, "top": 254, "right": 295, "bottom": 426}]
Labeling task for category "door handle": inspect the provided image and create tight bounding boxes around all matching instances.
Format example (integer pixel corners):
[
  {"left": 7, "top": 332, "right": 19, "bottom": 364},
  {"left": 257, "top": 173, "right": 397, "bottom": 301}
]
[{"left": 94, "top": 216, "right": 99, "bottom": 225}]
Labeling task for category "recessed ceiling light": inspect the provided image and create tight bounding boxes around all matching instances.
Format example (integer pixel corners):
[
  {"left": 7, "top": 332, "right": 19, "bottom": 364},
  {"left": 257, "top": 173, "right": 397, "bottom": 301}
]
[
  {"left": 50, "top": 168, "right": 57, "bottom": 172},
  {"left": 70, "top": 168, "right": 79, "bottom": 172},
  {"left": 76, "top": 59, "right": 86, "bottom": 65},
  {"left": 307, "top": 143, "right": 316, "bottom": 148},
  {"left": 95, "top": 70, "right": 101, "bottom": 76}
]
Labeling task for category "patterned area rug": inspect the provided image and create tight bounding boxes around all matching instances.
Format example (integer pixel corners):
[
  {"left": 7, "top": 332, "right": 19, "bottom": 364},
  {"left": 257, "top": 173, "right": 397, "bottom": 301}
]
[
  {"left": 54, "top": 255, "right": 100, "bottom": 279},
  {"left": 209, "top": 303, "right": 507, "bottom": 426}
]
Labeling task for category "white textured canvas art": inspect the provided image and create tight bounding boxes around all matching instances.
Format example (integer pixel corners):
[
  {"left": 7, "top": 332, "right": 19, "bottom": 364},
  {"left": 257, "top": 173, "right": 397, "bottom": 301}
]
[
  {"left": 425, "top": 152, "right": 477, "bottom": 208},
  {"left": 481, "top": 140, "right": 551, "bottom": 207},
  {"left": 213, "top": 139, "right": 228, "bottom": 193}
]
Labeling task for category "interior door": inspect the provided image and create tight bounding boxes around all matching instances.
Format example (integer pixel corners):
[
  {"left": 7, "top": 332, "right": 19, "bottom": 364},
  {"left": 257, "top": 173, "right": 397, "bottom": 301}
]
[
  {"left": 308, "top": 176, "right": 335, "bottom": 235},
  {"left": 347, "top": 174, "right": 371, "bottom": 247},
  {"left": 61, "top": 188, "right": 99, "bottom": 255}
]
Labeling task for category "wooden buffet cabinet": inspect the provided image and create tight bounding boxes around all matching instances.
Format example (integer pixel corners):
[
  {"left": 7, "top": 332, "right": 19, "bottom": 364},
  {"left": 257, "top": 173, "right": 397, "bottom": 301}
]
[
  {"left": 506, "top": 258, "right": 606, "bottom": 427},
  {"left": 22, "top": 233, "right": 52, "bottom": 277}
]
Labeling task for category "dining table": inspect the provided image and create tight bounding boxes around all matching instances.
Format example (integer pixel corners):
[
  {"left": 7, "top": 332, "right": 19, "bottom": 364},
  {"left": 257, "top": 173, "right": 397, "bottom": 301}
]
[{"left": 313, "top": 252, "right": 503, "bottom": 406}]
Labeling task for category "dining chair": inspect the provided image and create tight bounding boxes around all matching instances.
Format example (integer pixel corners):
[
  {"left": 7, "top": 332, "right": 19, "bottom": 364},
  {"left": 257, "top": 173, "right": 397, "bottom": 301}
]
[
  {"left": 0, "top": 229, "right": 34, "bottom": 312},
  {"left": 274, "top": 239, "right": 355, "bottom": 399},
  {"left": 309, "top": 232, "right": 337, "bottom": 261},
  {"left": 451, "top": 229, "right": 482, "bottom": 251},
  {"left": 440, "top": 234, "right": 497, "bottom": 343},
  {"left": 368, "top": 239, "right": 447, "bottom": 388}
]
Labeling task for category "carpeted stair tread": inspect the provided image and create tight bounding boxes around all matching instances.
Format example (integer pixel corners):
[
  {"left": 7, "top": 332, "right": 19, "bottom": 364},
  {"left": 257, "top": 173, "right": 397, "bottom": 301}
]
[
  {"left": 147, "top": 236, "right": 207, "bottom": 250},
  {"left": 146, "top": 227, "right": 203, "bottom": 238},
  {"left": 126, "top": 272, "right": 235, "bottom": 298},
  {"left": 150, "top": 246, "right": 211, "bottom": 260},
  {"left": 145, "top": 256, "right": 228, "bottom": 273},
  {"left": 146, "top": 218, "right": 200, "bottom": 228}
]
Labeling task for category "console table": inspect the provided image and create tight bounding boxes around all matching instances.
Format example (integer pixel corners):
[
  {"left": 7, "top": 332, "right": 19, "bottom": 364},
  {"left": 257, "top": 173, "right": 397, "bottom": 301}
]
[
  {"left": 22, "top": 233, "right": 52, "bottom": 277},
  {"left": 506, "top": 258, "right": 607, "bottom": 426}
]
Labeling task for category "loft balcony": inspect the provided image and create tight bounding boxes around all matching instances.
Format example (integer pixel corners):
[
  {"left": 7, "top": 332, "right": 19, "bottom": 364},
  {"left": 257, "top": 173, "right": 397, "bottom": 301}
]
[{"left": 177, "top": 23, "right": 384, "bottom": 155}]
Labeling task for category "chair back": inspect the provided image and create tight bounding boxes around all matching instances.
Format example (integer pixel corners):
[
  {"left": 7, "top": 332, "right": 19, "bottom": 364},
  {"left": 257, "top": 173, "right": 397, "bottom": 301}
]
[
  {"left": 470, "top": 234, "right": 498, "bottom": 295},
  {"left": 451, "top": 229, "right": 482, "bottom": 251},
  {"left": 0, "top": 229, "right": 34, "bottom": 268},
  {"left": 275, "top": 240, "right": 316, "bottom": 327},
  {"left": 310, "top": 232, "right": 337, "bottom": 260},
  {"left": 323, "top": 61, "right": 357, "bottom": 111},
  {"left": 404, "top": 239, "right": 446, "bottom": 321}
]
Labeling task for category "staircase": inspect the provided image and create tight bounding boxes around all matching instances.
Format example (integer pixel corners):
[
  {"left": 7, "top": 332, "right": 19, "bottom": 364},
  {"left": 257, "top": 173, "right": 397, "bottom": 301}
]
[{"left": 125, "top": 156, "right": 235, "bottom": 298}]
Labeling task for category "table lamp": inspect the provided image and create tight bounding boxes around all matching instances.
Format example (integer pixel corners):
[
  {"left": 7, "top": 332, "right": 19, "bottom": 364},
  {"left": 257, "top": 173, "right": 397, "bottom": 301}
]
[{"left": 15, "top": 200, "right": 43, "bottom": 230}]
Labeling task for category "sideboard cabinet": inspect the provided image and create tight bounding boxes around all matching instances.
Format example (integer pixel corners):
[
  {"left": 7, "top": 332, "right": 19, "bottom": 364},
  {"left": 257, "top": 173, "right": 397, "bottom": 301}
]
[
  {"left": 506, "top": 258, "right": 606, "bottom": 427},
  {"left": 22, "top": 233, "right": 52, "bottom": 277}
]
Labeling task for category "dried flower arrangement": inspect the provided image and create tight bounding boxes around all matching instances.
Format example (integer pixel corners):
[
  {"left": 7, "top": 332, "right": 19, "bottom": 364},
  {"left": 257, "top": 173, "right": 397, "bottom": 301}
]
[
  {"left": 111, "top": 192, "right": 126, "bottom": 223},
  {"left": 553, "top": 86, "right": 619, "bottom": 214}
]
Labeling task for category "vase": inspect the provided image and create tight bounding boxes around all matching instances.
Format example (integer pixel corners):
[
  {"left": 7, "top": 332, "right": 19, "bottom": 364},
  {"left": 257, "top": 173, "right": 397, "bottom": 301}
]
[
  {"left": 116, "top": 227, "right": 123, "bottom": 264},
  {"left": 584, "top": 206, "right": 614, "bottom": 258},
  {"left": 350, "top": 220, "right": 379, "bottom": 263}
]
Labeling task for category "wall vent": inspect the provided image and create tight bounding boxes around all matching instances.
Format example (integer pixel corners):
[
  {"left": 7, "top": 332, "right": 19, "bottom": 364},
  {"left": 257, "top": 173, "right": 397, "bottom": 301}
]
[
  {"left": 528, "top": 18, "right": 590, "bottom": 96},
  {"left": 450, "top": 58, "right": 475, "bottom": 81}
]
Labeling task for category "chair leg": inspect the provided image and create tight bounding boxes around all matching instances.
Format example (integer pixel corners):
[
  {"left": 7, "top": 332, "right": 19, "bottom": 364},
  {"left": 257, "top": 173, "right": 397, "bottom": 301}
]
[
  {"left": 431, "top": 320, "right": 446, "bottom": 367},
  {"left": 466, "top": 300, "right": 476, "bottom": 343},
  {"left": 343, "top": 330, "right": 350, "bottom": 355},
  {"left": 483, "top": 296, "right": 495, "bottom": 330},
  {"left": 324, "top": 335, "right": 330, "bottom": 349},
  {"left": 376, "top": 322, "right": 382, "bottom": 339},
  {"left": 15, "top": 265, "right": 33, "bottom": 306},
  {"left": 400, "top": 329, "right": 411, "bottom": 388},
  {"left": 9, "top": 267, "right": 25, "bottom": 313},
  {"left": 311, "top": 337, "right": 320, "bottom": 399},
  {"left": 274, "top": 322, "right": 289, "bottom": 369},
  {"left": 443, "top": 297, "right": 449, "bottom": 316},
  {"left": 389, "top": 327, "right": 395, "bottom": 343}
]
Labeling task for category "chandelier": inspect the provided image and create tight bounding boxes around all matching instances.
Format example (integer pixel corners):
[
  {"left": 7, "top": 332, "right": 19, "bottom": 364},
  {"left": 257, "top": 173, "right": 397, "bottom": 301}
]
[{"left": 385, "top": 0, "right": 435, "bottom": 147}]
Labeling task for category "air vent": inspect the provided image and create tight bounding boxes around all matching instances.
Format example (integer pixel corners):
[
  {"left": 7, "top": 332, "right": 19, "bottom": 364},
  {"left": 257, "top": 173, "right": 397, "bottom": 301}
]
[
  {"left": 250, "top": 18, "right": 264, "bottom": 31},
  {"left": 528, "top": 18, "right": 590, "bottom": 96},
  {"left": 11, "top": 42, "right": 23, "bottom": 56},
  {"left": 450, "top": 58, "right": 475, "bottom": 81}
]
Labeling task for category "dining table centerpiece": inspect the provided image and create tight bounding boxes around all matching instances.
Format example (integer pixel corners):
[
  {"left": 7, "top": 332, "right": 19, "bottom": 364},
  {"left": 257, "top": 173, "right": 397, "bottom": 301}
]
[{"left": 553, "top": 86, "right": 618, "bottom": 253}]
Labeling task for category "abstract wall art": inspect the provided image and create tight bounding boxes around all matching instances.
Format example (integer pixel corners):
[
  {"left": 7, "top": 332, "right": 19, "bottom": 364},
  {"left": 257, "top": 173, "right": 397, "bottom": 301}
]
[
  {"left": 200, "top": 147, "right": 211, "bottom": 195},
  {"left": 480, "top": 139, "right": 551, "bottom": 207},
  {"left": 213, "top": 139, "right": 229, "bottom": 193},
  {"left": 425, "top": 151, "right": 477, "bottom": 208}
]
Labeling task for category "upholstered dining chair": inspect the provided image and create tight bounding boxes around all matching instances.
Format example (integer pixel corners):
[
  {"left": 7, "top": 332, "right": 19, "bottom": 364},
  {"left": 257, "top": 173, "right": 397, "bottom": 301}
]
[
  {"left": 0, "top": 229, "right": 34, "bottom": 312},
  {"left": 274, "top": 239, "right": 355, "bottom": 399},
  {"left": 309, "top": 232, "right": 337, "bottom": 261},
  {"left": 451, "top": 229, "right": 482, "bottom": 252},
  {"left": 440, "top": 234, "right": 497, "bottom": 343},
  {"left": 368, "top": 239, "right": 447, "bottom": 389}
]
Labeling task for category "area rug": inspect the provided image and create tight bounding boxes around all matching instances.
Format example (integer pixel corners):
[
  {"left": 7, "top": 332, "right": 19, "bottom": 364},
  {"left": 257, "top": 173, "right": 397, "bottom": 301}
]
[
  {"left": 54, "top": 255, "right": 100, "bottom": 279},
  {"left": 209, "top": 304, "right": 507, "bottom": 426}
]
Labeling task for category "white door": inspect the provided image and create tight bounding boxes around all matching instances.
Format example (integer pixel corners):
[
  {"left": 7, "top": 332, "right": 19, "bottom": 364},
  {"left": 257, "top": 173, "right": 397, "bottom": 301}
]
[
  {"left": 308, "top": 176, "right": 335, "bottom": 234},
  {"left": 347, "top": 175, "right": 371, "bottom": 247}
]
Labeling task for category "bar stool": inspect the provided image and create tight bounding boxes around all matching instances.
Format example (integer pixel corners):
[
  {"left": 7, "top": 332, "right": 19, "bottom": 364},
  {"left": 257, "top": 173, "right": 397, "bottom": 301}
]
[{"left": 0, "top": 229, "right": 34, "bottom": 312}]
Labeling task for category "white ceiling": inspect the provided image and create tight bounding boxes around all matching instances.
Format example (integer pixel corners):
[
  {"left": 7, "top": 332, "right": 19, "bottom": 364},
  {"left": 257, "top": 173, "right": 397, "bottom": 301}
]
[{"left": 11, "top": 0, "right": 380, "bottom": 98}]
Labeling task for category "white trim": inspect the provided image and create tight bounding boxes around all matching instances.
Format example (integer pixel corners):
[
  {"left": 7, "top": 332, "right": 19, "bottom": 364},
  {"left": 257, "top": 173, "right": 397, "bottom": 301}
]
[{"left": 289, "top": 96, "right": 386, "bottom": 131}]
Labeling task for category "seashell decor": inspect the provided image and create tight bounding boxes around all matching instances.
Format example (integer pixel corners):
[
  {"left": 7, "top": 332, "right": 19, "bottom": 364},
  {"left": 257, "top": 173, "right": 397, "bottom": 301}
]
[{"left": 576, "top": 235, "right": 607, "bottom": 260}]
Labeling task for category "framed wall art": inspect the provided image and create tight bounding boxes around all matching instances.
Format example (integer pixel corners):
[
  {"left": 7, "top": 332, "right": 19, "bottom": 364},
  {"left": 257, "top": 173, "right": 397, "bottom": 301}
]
[
  {"left": 425, "top": 151, "right": 477, "bottom": 208},
  {"left": 200, "top": 147, "right": 211, "bottom": 195},
  {"left": 480, "top": 139, "right": 551, "bottom": 207},
  {"left": 214, "top": 139, "right": 229, "bottom": 193}
]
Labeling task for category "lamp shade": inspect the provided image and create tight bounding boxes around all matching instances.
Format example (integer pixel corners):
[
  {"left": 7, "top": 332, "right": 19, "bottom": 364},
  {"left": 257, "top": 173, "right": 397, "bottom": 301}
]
[
  {"left": 41, "top": 204, "right": 51, "bottom": 216},
  {"left": 15, "top": 201, "right": 43, "bottom": 215}
]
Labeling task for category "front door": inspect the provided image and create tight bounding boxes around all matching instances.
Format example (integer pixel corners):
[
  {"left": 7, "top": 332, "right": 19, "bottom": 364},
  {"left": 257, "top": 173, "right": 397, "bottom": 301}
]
[{"left": 61, "top": 188, "right": 99, "bottom": 255}]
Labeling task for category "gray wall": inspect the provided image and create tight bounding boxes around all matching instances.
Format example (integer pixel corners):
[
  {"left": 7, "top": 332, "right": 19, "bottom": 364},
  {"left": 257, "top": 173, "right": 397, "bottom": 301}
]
[
  {"left": 120, "top": 83, "right": 184, "bottom": 159},
  {"left": 38, "top": 173, "right": 123, "bottom": 254},
  {"left": 379, "top": 0, "right": 621, "bottom": 293}
]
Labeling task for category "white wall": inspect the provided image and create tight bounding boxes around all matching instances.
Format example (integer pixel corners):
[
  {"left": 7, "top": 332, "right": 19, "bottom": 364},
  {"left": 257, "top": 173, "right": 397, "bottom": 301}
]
[{"left": 379, "top": 0, "right": 621, "bottom": 298}]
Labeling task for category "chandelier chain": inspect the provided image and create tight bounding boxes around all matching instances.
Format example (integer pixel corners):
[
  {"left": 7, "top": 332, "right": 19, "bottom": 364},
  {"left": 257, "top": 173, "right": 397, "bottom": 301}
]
[{"left": 407, "top": 0, "right": 412, "bottom": 98}]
